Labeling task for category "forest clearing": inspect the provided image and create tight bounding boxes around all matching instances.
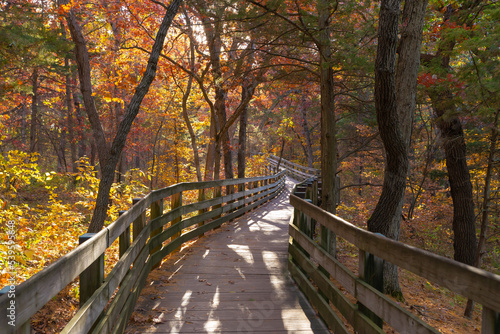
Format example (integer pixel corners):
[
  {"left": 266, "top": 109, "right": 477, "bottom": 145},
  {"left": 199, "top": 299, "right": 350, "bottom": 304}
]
[{"left": 0, "top": 0, "right": 499, "bottom": 333}]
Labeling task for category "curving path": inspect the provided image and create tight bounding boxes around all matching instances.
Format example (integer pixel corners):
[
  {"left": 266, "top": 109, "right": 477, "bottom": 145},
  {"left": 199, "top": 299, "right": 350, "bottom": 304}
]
[{"left": 125, "top": 177, "right": 330, "bottom": 334}]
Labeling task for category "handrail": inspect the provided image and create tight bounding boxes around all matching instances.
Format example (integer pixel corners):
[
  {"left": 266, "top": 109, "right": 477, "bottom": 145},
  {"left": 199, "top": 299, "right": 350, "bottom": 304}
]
[
  {"left": 268, "top": 155, "right": 319, "bottom": 181},
  {"left": 0, "top": 170, "right": 286, "bottom": 334},
  {"left": 288, "top": 176, "right": 500, "bottom": 333}
]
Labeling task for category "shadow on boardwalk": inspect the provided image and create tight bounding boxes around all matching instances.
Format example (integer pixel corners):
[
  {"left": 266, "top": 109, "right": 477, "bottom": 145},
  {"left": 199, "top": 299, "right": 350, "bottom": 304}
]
[{"left": 125, "top": 177, "right": 330, "bottom": 334}]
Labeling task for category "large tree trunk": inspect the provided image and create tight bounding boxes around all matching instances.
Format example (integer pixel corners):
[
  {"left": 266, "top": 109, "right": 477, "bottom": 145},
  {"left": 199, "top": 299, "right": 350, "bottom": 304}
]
[
  {"left": 61, "top": 0, "right": 183, "bottom": 233},
  {"left": 367, "top": 0, "right": 427, "bottom": 298},
  {"left": 422, "top": 3, "right": 478, "bottom": 269},
  {"left": 318, "top": 0, "right": 338, "bottom": 259},
  {"left": 431, "top": 91, "right": 477, "bottom": 266}
]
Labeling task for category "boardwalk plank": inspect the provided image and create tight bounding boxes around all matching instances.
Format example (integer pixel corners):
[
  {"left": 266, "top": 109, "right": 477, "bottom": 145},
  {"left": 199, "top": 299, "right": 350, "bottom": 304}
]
[{"left": 125, "top": 178, "right": 331, "bottom": 334}]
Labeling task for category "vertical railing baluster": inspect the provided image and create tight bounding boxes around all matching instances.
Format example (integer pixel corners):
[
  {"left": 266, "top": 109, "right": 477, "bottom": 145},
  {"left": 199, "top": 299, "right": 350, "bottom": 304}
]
[
  {"left": 79, "top": 233, "right": 104, "bottom": 306},
  {"left": 198, "top": 188, "right": 206, "bottom": 236},
  {"left": 171, "top": 192, "right": 182, "bottom": 251},
  {"left": 132, "top": 198, "right": 145, "bottom": 242},
  {"left": 481, "top": 307, "right": 500, "bottom": 334},
  {"left": 150, "top": 199, "right": 163, "bottom": 269},
  {"left": 118, "top": 210, "right": 130, "bottom": 258}
]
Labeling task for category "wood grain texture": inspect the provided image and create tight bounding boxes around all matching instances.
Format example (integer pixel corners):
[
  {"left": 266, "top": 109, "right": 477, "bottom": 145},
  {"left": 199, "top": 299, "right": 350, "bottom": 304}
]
[
  {"left": 124, "top": 178, "right": 329, "bottom": 334},
  {"left": 290, "top": 194, "right": 500, "bottom": 313}
]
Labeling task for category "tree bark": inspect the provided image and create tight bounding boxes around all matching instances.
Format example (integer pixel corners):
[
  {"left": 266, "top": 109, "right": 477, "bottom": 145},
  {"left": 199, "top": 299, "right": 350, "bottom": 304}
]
[
  {"left": 64, "top": 58, "right": 77, "bottom": 172},
  {"left": 237, "top": 85, "right": 250, "bottom": 179},
  {"left": 181, "top": 9, "right": 202, "bottom": 182},
  {"left": 30, "top": 68, "right": 39, "bottom": 154},
  {"left": 431, "top": 91, "right": 477, "bottom": 266},
  {"left": 367, "top": 0, "right": 427, "bottom": 298},
  {"left": 317, "top": 0, "right": 338, "bottom": 260},
  {"left": 318, "top": 0, "right": 337, "bottom": 216},
  {"left": 300, "top": 97, "right": 314, "bottom": 168},
  {"left": 422, "top": 3, "right": 479, "bottom": 269}
]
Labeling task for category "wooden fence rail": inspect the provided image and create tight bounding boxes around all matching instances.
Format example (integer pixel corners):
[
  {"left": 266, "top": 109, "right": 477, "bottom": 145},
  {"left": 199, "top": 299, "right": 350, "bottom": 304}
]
[
  {"left": 0, "top": 171, "right": 286, "bottom": 334},
  {"left": 287, "top": 177, "right": 500, "bottom": 333},
  {"left": 268, "top": 155, "right": 320, "bottom": 181}
]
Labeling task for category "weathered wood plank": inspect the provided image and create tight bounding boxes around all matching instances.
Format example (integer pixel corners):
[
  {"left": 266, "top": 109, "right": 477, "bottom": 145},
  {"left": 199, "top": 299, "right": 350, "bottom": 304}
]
[
  {"left": 289, "top": 259, "right": 350, "bottom": 334},
  {"left": 289, "top": 223, "right": 439, "bottom": 334},
  {"left": 124, "top": 178, "right": 327, "bottom": 334},
  {"left": 289, "top": 243, "right": 385, "bottom": 334},
  {"left": 62, "top": 224, "right": 151, "bottom": 334},
  {"left": 0, "top": 227, "right": 108, "bottom": 328},
  {"left": 290, "top": 194, "right": 500, "bottom": 312},
  {"left": 108, "top": 194, "right": 152, "bottom": 245}
]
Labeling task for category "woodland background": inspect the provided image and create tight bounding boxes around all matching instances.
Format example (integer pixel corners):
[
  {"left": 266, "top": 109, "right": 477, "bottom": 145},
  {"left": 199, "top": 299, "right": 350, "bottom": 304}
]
[{"left": 0, "top": 0, "right": 499, "bottom": 330}]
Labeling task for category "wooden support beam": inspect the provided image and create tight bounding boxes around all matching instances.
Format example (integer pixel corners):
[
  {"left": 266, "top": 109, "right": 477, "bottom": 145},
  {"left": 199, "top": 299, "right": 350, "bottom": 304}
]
[
  {"left": 118, "top": 210, "right": 130, "bottom": 258},
  {"left": 132, "top": 198, "right": 145, "bottom": 242},
  {"left": 150, "top": 199, "right": 163, "bottom": 269},
  {"left": 359, "top": 249, "right": 384, "bottom": 328},
  {"left": 482, "top": 307, "right": 500, "bottom": 334},
  {"left": 79, "top": 233, "right": 104, "bottom": 306},
  {"left": 171, "top": 192, "right": 182, "bottom": 251}
]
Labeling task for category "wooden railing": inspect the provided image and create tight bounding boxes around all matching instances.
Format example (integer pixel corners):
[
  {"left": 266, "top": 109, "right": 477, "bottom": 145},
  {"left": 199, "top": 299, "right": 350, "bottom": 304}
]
[
  {"left": 288, "top": 177, "right": 500, "bottom": 334},
  {"left": 268, "top": 155, "right": 320, "bottom": 181},
  {"left": 0, "top": 171, "right": 286, "bottom": 334}
]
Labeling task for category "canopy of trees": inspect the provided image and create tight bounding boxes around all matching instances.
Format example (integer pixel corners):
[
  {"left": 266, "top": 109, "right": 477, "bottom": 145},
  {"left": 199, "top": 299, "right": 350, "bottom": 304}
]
[{"left": 0, "top": 0, "right": 499, "bottom": 321}]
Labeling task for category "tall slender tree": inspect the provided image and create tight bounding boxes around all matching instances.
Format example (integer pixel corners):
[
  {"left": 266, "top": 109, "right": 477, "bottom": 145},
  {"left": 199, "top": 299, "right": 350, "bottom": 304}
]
[{"left": 60, "top": 0, "right": 183, "bottom": 232}]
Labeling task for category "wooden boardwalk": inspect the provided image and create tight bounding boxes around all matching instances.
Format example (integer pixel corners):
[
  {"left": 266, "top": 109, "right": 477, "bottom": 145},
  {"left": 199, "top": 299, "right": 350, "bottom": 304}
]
[{"left": 125, "top": 178, "right": 330, "bottom": 334}]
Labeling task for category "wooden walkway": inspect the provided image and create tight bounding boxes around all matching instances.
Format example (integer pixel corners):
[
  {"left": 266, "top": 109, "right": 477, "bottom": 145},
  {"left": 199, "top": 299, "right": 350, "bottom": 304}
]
[{"left": 125, "top": 178, "right": 330, "bottom": 334}]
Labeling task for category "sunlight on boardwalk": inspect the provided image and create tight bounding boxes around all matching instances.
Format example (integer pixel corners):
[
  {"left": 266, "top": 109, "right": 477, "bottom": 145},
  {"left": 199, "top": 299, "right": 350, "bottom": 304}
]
[{"left": 125, "top": 177, "right": 330, "bottom": 334}]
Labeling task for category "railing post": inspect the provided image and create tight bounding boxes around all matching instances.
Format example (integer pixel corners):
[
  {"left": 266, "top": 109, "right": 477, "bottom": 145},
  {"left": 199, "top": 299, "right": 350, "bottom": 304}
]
[
  {"left": 198, "top": 188, "right": 206, "bottom": 234},
  {"left": 79, "top": 233, "right": 104, "bottom": 306},
  {"left": 237, "top": 182, "right": 245, "bottom": 212},
  {"left": 253, "top": 180, "right": 259, "bottom": 204},
  {"left": 171, "top": 192, "right": 182, "bottom": 250},
  {"left": 213, "top": 185, "right": 222, "bottom": 226},
  {"left": 0, "top": 287, "right": 31, "bottom": 334},
  {"left": 118, "top": 210, "right": 130, "bottom": 258},
  {"left": 132, "top": 198, "right": 145, "bottom": 242},
  {"left": 358, "top": 247, "right": 384, "bottom": 328},
  {"left": 481, "top": 307, "right": 500, "bottom": 334},
  {"left": 150, "top": 199, "right": 163, "bottom": 269}
]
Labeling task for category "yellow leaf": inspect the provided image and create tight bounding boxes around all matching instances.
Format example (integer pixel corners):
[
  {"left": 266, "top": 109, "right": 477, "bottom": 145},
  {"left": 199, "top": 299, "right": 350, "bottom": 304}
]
[{"left": 24, "top": 249, "right": 35, "bottom": 260}]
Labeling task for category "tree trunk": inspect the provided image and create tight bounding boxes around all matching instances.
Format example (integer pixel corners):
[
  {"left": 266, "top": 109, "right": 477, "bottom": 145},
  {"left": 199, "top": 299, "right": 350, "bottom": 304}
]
[
  {"left": 181, "top": 11, "right": 202, "bottom": 182},
  {"left": 204, "top": 121, "right": 216, "bottom": 181},
  {"left": 30, "top": 68, "right": 39, "bottom": 154},
  {"left": 318, "top": 0, "right": 338, "bottom": 259},
  {"left": 58, "top": 100, "right": 68, "bottom": 172},
  {"left": 60, "top": 0, "right": 183, "bottom": 233},
  {"left": 367, "top": 0, "right": 427, "bottom": 298},
  {"left": 206, "top": 20, "right": 233, "bottom": 181},
  {"left": 73, "top": 91, "right": 86, "bottom": 160},
  {"left": 300, "top": 98, "right": 314, "bottom": 168},
  {"left": 431, "top": 91, "right": 477, "bottom": 266},
  {"left": 237, "top": 87, "right": 249, "bottom": 179},
  {"left": 464, "top": 108, "right": 499, "bottom": 316},
  {"left": 65, "top": 58, "right": 77, "bottom": 172}
]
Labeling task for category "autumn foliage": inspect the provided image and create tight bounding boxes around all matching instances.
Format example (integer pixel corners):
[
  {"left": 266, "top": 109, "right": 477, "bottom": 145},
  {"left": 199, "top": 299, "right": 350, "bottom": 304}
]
[{"left": 0, "top": 0, "right": 499, "bottom": 332}]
